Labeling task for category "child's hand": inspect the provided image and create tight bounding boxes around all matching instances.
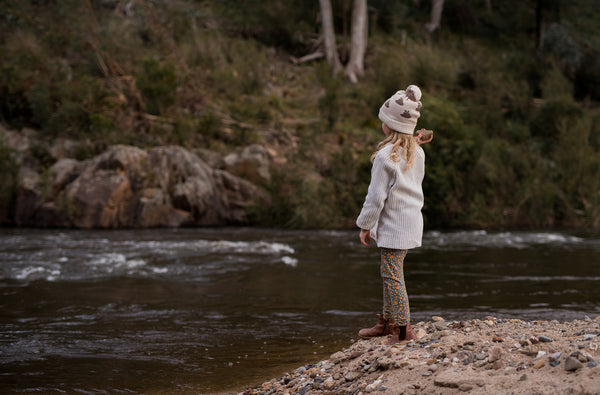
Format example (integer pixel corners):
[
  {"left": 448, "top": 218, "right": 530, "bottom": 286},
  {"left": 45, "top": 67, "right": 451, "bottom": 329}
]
[
  {"left": 415, "top": 129, "right": 433, "bottom": 145},
  {"left": 359, "top": 229, "right": 371, "bottom": 246}
]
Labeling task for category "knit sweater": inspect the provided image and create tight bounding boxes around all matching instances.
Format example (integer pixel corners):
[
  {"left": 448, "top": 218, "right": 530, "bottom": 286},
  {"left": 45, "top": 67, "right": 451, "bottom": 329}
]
[{"left": 356, "top": 144, "right": 425, "bottom": 249}]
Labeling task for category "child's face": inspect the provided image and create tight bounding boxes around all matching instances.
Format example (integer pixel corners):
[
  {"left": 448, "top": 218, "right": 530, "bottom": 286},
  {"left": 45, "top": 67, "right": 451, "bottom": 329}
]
[{"left": 382, "top": 123, "right": 392, "bottom": 137}]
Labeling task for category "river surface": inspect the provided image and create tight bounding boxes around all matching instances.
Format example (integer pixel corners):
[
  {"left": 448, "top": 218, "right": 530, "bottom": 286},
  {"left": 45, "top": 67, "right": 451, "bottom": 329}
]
[{"left": 1, "top": 227, "right": 599, "bottom": 393}]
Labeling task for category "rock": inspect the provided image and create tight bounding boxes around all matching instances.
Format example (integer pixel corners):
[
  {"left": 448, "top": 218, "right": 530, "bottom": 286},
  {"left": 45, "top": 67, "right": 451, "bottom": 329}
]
[
  {"left": 194, "top": 148, "right": 225, "bottom": 169},
  {"left": 549, "top": 360, "right": 560, "bottom": 367},
  {"left": 224, "top": 144, "right": 271, "bottom": 183},
  {"left": 564, "top": 357, "right": 583, "bottom": 371},
  {"left": 365, "top": 379, "right": 382, "bottom": 392},
  {"left": 492, "top": 335, "right": 503, "bottom": 342},
  {"left": 323, "top": 377, "right": 335, "bottom": 390},
  {"left": 344, "top": 371, "right": 361, "bottom": 382},
  {"left": 330, "top": 351, "right": 347, "bottom": 363},
  {"left": 538, "top": 335, "right": 553, "bottom": 343},
  {"left": 459, "top": 383, "right": 473, "bottom": 392},
  {"left": 536, "top": 351, "right": 546, "bottom": 359},
  {"left": 432, "top": 316, "right": 445, "bottom": 322},
  {"left": 549, "top": 352, "right": 562, "bottom": 361},
  {"left": 49, "top": 137, "right": 79, "bottom": 160},
  {"left": 582, "top": 334, "right": 598, "bottom": 341},
  {"left": 533, "top": 359, "right": 545, "bottom": 369},
  {"left": 415, "top": 329, "right": 427, "bottom": 339},
  {"left": 422, "top": 370, "right": 432, "bottom": 376},
  {"left": 433, "top": 321, "right": 448, "bottom": 331},
  {"left": 12, "top": 145, "right": 267, "bottom": 228},
  {"left": 587, "top": 361, "right": 598, "bottom": 368},
  {"left": 488, "top": 346, "right": 502, "bottom": 362}
]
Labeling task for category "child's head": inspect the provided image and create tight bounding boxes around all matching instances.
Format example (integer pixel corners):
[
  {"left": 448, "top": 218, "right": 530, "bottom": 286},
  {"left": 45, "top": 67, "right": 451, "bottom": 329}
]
[
  {"left": 372, "top": 85, "right": 423, "bottom": 170},
  {"left": 378, "top": 85, "right": 422, "bottom": 135}
]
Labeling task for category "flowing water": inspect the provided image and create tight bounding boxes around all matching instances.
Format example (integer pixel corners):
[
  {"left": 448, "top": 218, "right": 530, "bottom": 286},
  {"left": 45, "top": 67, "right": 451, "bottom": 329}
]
[{"left": 1, "top": 227, "right": 599, "bottom": 393}]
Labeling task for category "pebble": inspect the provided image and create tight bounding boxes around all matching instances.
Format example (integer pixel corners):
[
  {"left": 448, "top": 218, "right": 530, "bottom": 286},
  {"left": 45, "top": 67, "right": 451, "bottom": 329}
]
[
  {"left": 564, "top": 357, "right": 583, "bottom": 371},
  {"left": 432, "top": 316, "right": 445, "bottom": 322},
  {"left": 538, "top": 335, "right": 553, "bottom": 343},
  {"left": 536, "top": 351, "right": 546, "bottom": 359},
  {"left": 492, "top": 335, "right": 503, "bottom": 342},
  {"left": 533, "top": 359, "right": 545, "bottom": 369},
  {"left": 549, "top": 352, "right": 561, "bottom": 361},
  {"left": 422, "top": 370, "right": 432, "bottom": 376},
  {"left": 549, "top": 360, "right": 560, "bottom": 367},
  {"left": 323, "top": 377, "right": 335, "bottom": 389},
  {"left": 345, "top": 371, "right": 360, "bottom": 382},
  {"left": 365, "top": 379, "right": 382, "bottom": 392},
  {"left": 582, "top": 334, "right": 597, "bottom": 341},
  {"left": 586, "top": 361, "right": 598, "bottom": 368}
]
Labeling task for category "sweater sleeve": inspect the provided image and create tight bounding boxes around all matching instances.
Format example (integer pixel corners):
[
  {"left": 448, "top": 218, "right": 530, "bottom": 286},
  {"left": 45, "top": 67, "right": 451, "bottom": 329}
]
[{"left": 356, "top": 152, "right": 393, "bottom": 230}]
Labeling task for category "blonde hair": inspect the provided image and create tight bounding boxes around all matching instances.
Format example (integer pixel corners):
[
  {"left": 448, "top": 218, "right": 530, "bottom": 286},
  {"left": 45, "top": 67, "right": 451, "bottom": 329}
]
[{"left": 370, "top": 130, "right": 417, "bottom": 171}]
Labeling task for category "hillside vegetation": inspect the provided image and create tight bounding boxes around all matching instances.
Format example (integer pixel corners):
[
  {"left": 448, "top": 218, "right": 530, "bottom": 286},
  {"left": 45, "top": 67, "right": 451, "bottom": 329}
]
[{"left": 1, "top": 0, "right": 599, "bottom": 229}]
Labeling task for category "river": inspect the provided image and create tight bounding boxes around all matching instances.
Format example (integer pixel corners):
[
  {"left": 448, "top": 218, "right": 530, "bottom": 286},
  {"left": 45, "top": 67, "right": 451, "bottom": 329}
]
[{"left": 1, "top": 227, "right": 599, "bottom": 393}]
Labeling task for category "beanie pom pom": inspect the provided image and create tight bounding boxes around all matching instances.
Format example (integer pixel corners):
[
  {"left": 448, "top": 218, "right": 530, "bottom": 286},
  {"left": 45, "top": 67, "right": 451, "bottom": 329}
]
[{"left": 406, "top": 85, "right": 422, "bottom": 101}]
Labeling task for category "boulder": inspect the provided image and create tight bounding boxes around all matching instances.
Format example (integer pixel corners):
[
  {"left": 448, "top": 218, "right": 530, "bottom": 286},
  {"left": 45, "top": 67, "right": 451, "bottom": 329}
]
[
  {"left": 224, "top": 144, "right": 271, "bottom": 183},
  {"left": 12, "top": 144, "right": 267, "bottom": 228}
]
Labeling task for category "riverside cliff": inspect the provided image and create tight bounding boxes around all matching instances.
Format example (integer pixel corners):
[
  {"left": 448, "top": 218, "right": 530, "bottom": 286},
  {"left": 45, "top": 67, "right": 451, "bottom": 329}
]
[
  {"left": 241, "top": 316, "right": 600, "bottom": 395},
  {"left": 1, "top": 126, "right": 268, "bottom": 228}
]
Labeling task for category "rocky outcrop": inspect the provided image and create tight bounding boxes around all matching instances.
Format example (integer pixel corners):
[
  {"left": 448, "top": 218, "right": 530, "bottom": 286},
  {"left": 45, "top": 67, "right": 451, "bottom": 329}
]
[
  {"left": 224, "top": 144, "right": 271, "bottom": 183},
  {"left": 8, "top": 143, "right": 267, "bottom": 228}
]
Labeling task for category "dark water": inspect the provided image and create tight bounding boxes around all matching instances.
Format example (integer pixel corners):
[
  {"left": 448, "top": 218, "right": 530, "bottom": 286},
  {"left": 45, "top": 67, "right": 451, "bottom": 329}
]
[{"left": 1, "top": 228, "right": 599, "bottom": 393}]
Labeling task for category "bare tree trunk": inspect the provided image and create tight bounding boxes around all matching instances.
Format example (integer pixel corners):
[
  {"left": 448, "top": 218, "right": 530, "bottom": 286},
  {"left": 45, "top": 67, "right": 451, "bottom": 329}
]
[
  {"left": 319, "top": 0, "right": 342, "bottom": 73},
  {"left": 425, "top": 0, "right": 444, "bottom": 35},
  {"left": 345, "top": 0, "right": 368, "bottom": 83}
]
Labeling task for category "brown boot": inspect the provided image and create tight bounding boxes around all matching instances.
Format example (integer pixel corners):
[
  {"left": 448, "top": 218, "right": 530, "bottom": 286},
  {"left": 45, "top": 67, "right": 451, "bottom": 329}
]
[
  {"left": 387, "top": 323, "right": 417, "bottom": 346},
  {"left": 358, "top": 314, "right": 394, "bottom": 339},
  {"left": 404, "top": 322, "right": 418, "bottom": 342}
]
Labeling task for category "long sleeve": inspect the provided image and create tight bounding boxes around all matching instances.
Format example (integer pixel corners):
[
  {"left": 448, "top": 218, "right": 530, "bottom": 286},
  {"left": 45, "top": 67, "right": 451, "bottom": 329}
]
[
  {"left": 356, "top": 144, "right": 425, "bottom": 250},
  {"left": 356, "top": 152, "right": 393, "bottom": 231}
]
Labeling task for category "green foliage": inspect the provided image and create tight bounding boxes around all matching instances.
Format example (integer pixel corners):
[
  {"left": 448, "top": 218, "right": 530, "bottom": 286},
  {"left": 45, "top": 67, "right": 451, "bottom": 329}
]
[
  {"left": 136, "top": 58, "right": 177, "bottom": 115},
  {"left": 316, "top": 63, "right": 342, "bottom": 131},
  {"left": 0, "top": 143, "right": 18, "bottom": 224},
  {"left": 539, "top": 23, "right": 581, "bottom": 70},
  {"left": 1, "top": 0, "right": 599, "bottom": 230}
]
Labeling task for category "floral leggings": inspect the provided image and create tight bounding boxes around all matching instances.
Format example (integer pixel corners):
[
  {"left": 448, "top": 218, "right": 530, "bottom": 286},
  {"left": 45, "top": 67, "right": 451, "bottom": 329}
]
[{"left": 380, "top": 248, "right": 410, "bottom": 326}]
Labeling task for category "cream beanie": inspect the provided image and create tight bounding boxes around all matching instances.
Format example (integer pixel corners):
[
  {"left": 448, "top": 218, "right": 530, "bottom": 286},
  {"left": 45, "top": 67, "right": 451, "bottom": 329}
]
[{"left": 378, "top": 85, "right": 422, "bottom": 134}]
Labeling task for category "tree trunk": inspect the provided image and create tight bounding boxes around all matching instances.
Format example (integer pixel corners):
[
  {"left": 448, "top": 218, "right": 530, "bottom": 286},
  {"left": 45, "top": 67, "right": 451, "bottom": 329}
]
[
  {"left": 319, "top": 0, "right": 342, "bottom": 73},
  {"left": 345, "top": 0, "right": 368, "bottom": 83},
  {"left": 425, "top": 0, "right": 444, "bottom": 35}
]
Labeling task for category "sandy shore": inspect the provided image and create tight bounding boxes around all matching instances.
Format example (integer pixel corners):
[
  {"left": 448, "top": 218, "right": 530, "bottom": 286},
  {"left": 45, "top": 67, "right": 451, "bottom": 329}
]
[{"left": 238, "top": 316, "right": 600, "bottom": 395}]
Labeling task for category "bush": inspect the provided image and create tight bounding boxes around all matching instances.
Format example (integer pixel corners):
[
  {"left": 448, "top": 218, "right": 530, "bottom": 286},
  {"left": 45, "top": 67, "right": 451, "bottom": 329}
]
[
  {"left": 0, "top": 143, "right": 18, "bottom": 224},
  {"left": 136, "top": 58, "right": 177, "bottom": 115}
]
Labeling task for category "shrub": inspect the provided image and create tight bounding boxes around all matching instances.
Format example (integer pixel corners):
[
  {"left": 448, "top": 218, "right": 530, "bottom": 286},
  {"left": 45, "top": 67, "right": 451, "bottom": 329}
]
[
  {"left": 136, "top": 58, "right": 177, "bottom": 115},
  {"left": 0, "top": 143, "right": 18, "bottom": 224}
]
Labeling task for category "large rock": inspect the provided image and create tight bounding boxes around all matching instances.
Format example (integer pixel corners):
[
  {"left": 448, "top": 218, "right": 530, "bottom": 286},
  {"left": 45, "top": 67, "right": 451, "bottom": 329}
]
[
  {"left": 224, "top": 144, "right": 271, "bottom": 183},
  {"left": 12, "top": 144, "right": 267, "bottom": 228}
]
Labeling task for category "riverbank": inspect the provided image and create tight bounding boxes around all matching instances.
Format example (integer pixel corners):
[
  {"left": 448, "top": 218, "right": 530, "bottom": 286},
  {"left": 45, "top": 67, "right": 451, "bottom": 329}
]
[{"left": 238, "top": 316, "right": 600, "bottom": 395}]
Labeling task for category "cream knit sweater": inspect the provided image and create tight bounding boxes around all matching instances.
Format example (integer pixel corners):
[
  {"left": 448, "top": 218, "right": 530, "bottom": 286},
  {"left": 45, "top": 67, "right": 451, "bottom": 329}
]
[{"left": 356, "top": 144, "right": 425, "bottom": 249}]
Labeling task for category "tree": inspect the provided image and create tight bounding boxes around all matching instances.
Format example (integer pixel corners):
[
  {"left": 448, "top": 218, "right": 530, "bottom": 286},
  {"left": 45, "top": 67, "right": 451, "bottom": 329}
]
[
  {"left": 425, "top": 0, "right": 445, "bottom": 35},
  {"left": 346, "top": 0, "right": 368, "bottom": 83},
  {"left": 319, "top": 0, "right": 342, "bottom": 74},
  {"left": 319, "top": 0, "right": 368, "bottom": 83}
]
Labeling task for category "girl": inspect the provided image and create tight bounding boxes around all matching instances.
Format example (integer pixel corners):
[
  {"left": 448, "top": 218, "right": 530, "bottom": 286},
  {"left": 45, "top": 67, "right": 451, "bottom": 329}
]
[{"left": 356, "top": 85, "right": 432, "bottom": 345}]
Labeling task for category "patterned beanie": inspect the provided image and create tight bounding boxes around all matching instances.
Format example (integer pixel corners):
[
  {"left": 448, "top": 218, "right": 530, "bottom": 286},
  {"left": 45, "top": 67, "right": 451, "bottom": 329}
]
[{"left": 378, "top": 85, "right": 422, "bottom": 135}]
